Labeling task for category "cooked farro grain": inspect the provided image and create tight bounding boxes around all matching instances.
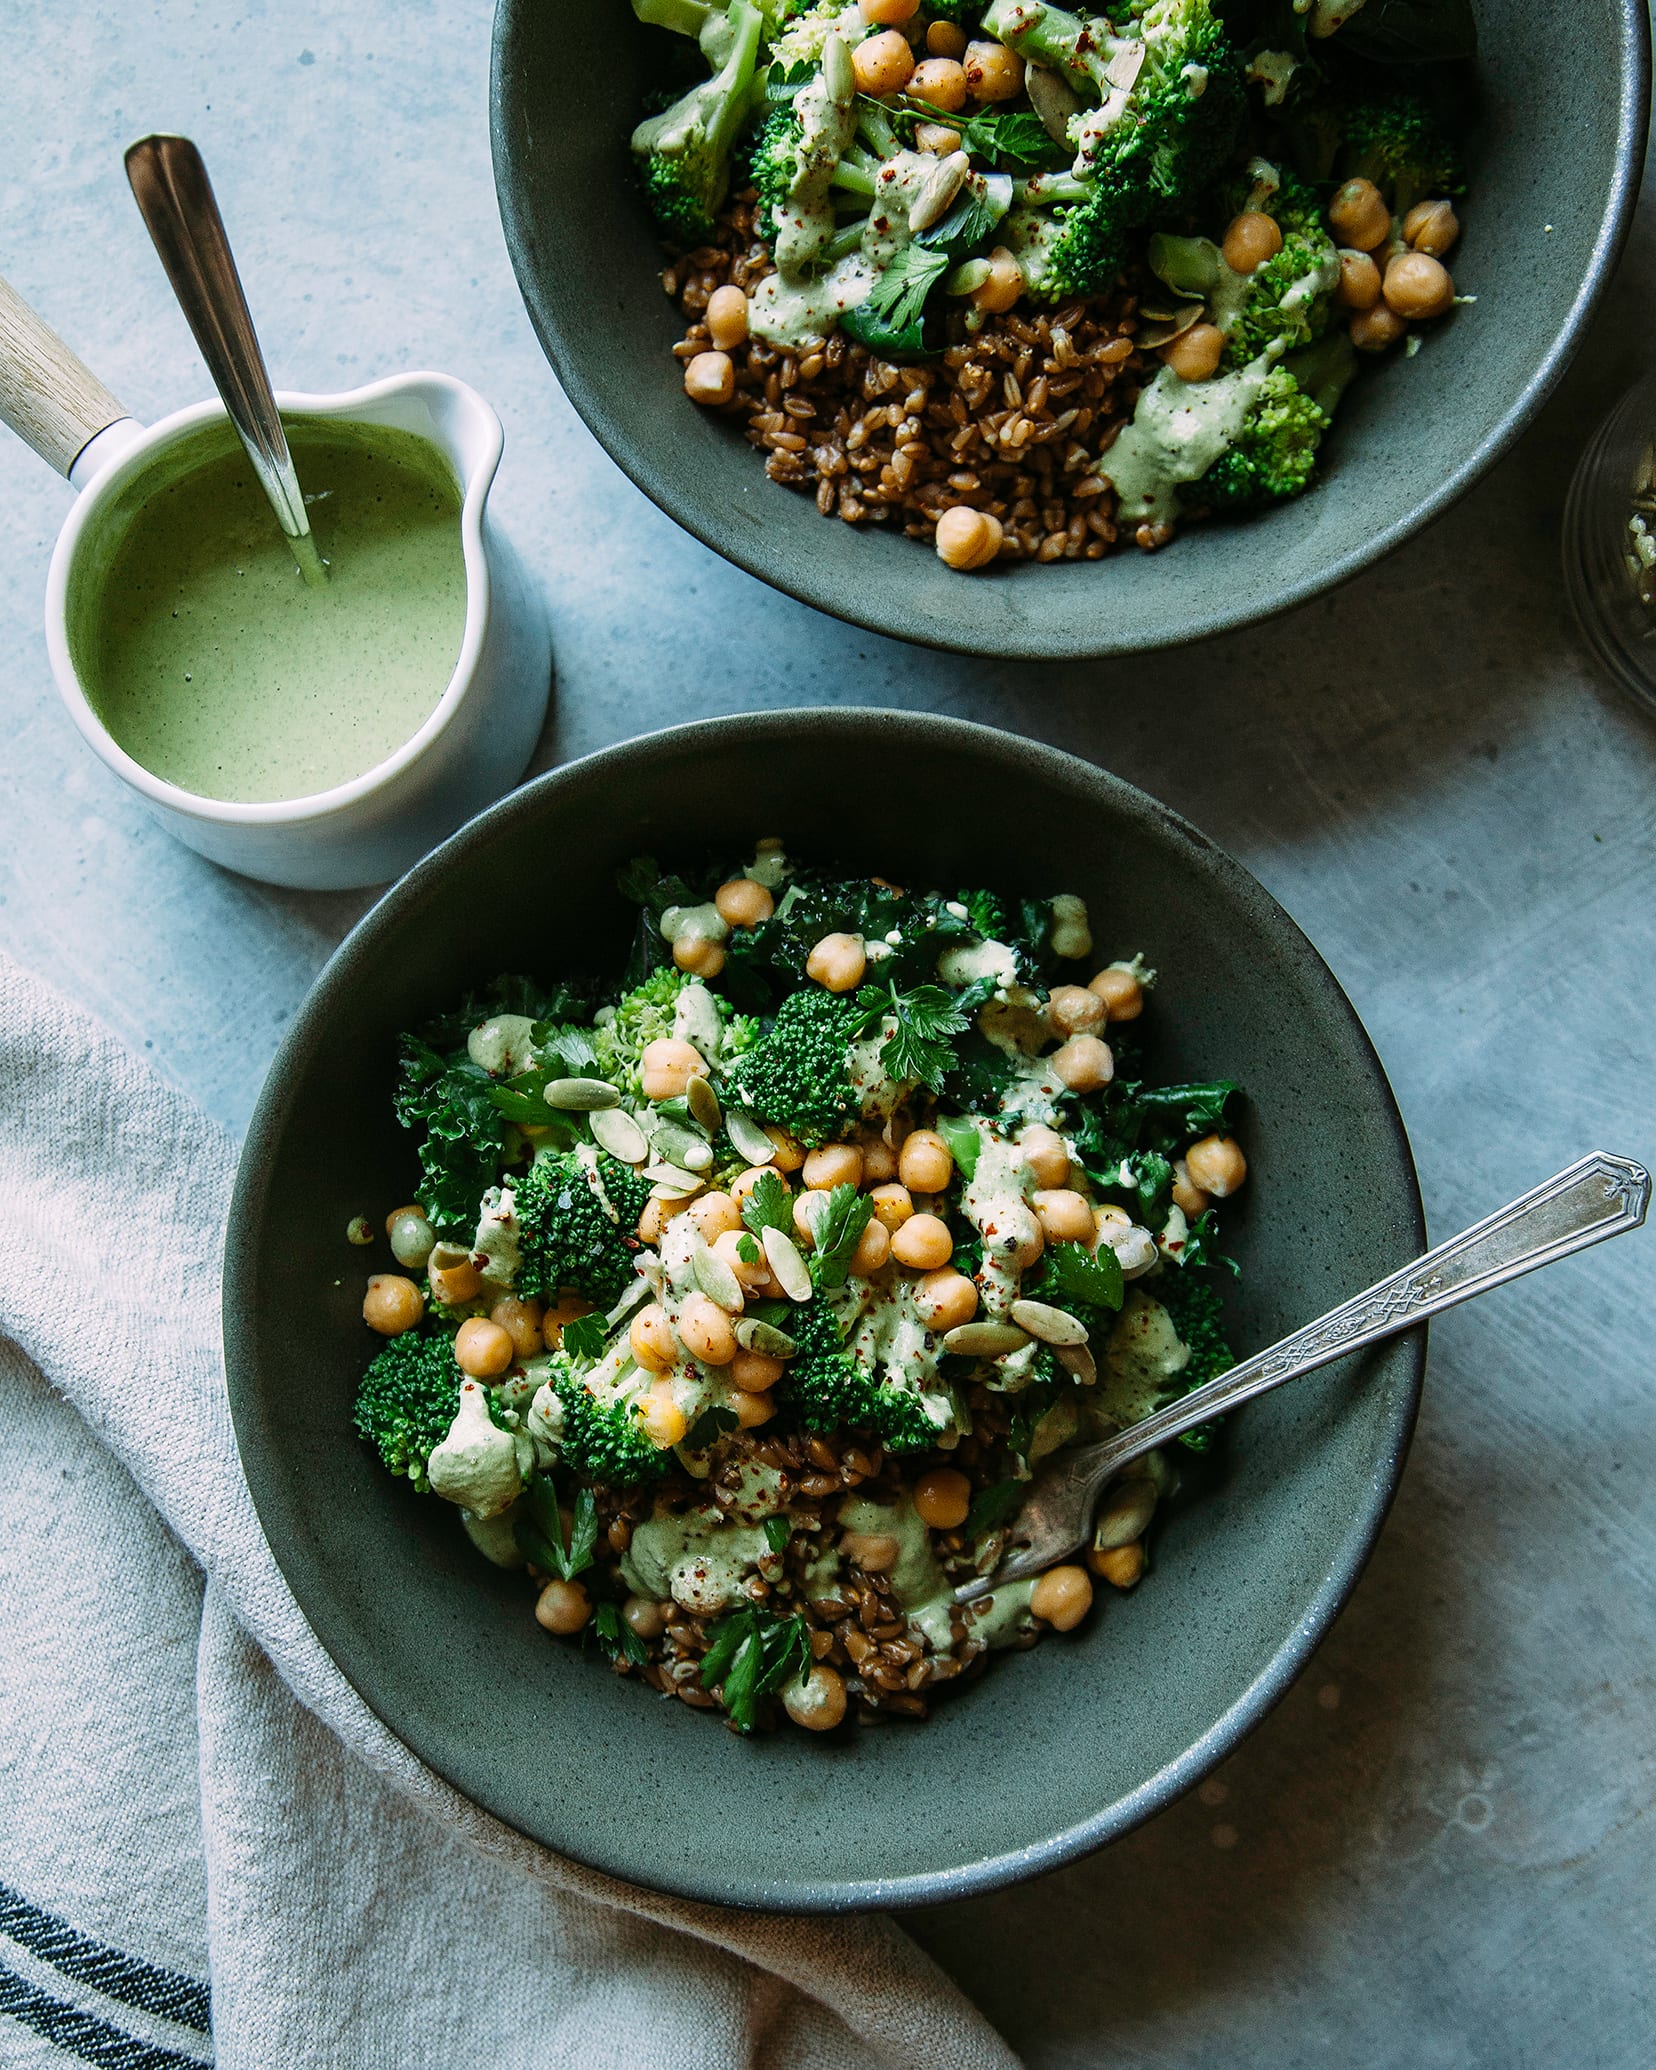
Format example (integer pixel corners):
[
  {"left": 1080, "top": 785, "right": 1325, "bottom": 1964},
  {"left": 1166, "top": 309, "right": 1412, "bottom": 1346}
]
[{"left": 664, "top": 194, "right": 1164, "bottom": 563}]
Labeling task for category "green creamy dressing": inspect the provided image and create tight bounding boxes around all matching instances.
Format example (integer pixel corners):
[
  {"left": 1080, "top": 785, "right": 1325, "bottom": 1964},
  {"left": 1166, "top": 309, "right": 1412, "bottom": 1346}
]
[
  {"left": 1099, "top": 355, "right": 1273, "bottom": 526},
  {"left": 840, "top": 1495, "right": 1034, "bottom": 1651},
  {"left": 1099, "top": 1290, "right": 1191, "bottom": 1426},
  {"left": 621, "top": 1501, "right": 777, "bottom": 1616},
  {"left": 753, "top": 150, "right": 934, "bottom": 352},
  {"left": 78, "top": 419, "right": 466, "bottom": 803}
]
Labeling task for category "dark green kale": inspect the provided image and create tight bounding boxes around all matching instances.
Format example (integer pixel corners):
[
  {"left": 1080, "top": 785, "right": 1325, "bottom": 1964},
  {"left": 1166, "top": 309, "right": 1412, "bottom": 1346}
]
[{"left": 1154, "top": 1271, "right": 1237, "bottom": 1451}]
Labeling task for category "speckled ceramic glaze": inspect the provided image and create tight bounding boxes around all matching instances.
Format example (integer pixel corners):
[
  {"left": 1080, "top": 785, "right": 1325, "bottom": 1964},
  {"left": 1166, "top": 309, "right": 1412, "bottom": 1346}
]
[
  {"left": 489, "top": 1, "right": 1648, "bottom": 660},
  {"left": 224, "top": 710, "right": 1424, "bottom": 1909}
]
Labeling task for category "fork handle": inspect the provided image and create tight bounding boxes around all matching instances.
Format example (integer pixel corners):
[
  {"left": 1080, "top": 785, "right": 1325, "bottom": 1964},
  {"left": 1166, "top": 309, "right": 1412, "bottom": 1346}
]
[{"left": 968, "top": 1152, "right": 1649, "bottom": 1596}]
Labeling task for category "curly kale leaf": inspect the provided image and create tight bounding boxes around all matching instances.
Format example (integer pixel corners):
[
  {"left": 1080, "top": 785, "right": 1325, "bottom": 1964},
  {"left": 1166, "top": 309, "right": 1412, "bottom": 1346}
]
[{"left": 394, "top": 1038, "right": 510, "bottom": 1237}]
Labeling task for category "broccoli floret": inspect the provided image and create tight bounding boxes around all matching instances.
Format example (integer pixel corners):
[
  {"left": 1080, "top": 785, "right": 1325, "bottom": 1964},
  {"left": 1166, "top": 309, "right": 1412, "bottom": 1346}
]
[
  {"left": 593, "top": 967, "right": 754, "bottom": 1096},
  {"left": 516, "top": 1151, "right": 654, "bottom": 1305},
  {"left": 632, "top": 0, "right": 765, "bottom": 245},
  {"left": 1154, "top": 1271, "right": 1235, "bottom": 1449},
  {"left": 1197, "top": 365, "right": 1328, "bottom": 512},
  {"left": 723, "top": 988, "right": 860, "bottom": 1147},
  {"left": 544, "top": 1352, "right": 671, "bottom": 1486},
  {"left": 1339, "top": 81, "right": 1463, "bottom": 218},
  {"left": 781, "top": 1300, "right": 937, "bottom": 1453},
  {"left": 984, "top": 0, "right": 1243, "bottom": 203},
  {"left": 1223, "top": 229, "right": 1339, "bottom": 365},
  {"left": 923, "top": 1, "right": 986, "bottom": 26},
  {"left": 770, "top": 0, "right": 856, "bottom": 70},
  {"left": 1213, "top": 154, "right": 1325, "bottom": 239},
  {"left": 353, "top": 1327, "right": 464, "bottom": 1492},
  {"left": 1003, "top": 169, "right": 1134, "bottom": 301},
  {"left": 748, "top": 95, "right": 874, "bottom": 256}
]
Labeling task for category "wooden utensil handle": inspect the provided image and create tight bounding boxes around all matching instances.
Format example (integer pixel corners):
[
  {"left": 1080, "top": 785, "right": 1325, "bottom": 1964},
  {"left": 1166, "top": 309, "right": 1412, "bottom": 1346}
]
[{"left": 0, "top": 274, "right": 127, "bottom": 477}]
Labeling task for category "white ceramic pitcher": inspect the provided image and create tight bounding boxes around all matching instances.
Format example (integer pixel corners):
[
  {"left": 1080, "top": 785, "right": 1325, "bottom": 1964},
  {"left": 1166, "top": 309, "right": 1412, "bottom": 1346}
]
[{"left": 0, "top": 276, "right": 551, "bottom": 891}]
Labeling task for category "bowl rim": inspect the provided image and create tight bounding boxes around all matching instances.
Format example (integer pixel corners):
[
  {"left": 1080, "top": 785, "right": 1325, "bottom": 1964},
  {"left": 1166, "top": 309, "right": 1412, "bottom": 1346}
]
[
  {"left": 488, "top": 0, "right": 1652, "bottom": 662},
  {"left": 223, "top": 707, "right": 1426, "bottom": 1910}
]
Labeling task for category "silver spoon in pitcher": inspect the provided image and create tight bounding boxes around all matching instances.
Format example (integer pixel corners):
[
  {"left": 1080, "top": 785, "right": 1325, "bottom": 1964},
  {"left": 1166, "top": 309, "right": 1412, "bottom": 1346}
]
[
  {"left": 957, "top": 1151, "right": 1652, "bottom": 1604},
  {"left": 124, "top": 133, "right": 327, "bottom": 587}
]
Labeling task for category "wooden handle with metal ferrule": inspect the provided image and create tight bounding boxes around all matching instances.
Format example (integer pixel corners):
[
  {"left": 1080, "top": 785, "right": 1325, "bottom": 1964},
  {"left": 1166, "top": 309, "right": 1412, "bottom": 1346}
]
[{"left": 0, "top": 274, "right": 127, "bottom": 477}]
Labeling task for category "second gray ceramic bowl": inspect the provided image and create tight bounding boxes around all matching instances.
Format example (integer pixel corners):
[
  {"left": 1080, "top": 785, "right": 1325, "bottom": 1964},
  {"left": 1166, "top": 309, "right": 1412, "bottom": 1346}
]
[
  {"left": 490, "top": 1, "right": 1648, "bottom": 660},
  {"left": 224, "top": 710, "right": 1423, "bottom": 1909}
]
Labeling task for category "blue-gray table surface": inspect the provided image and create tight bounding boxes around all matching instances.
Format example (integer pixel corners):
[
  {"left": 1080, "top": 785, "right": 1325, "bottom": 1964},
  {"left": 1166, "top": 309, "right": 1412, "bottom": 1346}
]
[{"left": 1, "top": 5, "right": 1652, "bottom": 2064}]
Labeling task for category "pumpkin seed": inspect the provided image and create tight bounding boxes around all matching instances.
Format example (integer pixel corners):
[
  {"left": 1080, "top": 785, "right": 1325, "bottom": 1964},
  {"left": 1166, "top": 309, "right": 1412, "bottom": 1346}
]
[
  {"left": 644, "top": 1162, "right": 704, "bottom": 1198},
  {"left": 941, "top": 1320, "right": 1031, "bottom": 1358},
  {"left": 723, "top": 1106, "right": 776, "bottom": 1166},
  {"left": 944, "top": 257, "right": 993, "bottom": 298},
  {"left": 589, "top": 1107, "right": 649, "bottom": 1163},
  {"left": 691, "top": 1244, "right": 745, "bottom": 1314},
  {"left": 1137, "top": 303, "right": 1205, "bottom": 349},
  {"left": 823, "top": 27, "right": 854, "bottom": 104},
  {"left": 909, "top": 150, "right": 970, "bottom": 234},
  {"left": 735, "top": 1317, "right": 797, "bottom": 1359},
  {"left": 1104, "top": 41, "right": 1145, "bottom": 90},
  {"left": 685, "top": 1074, "right": 721, "bottom": 1135},
  {"left": 649, "top": 1119, "right": 711, "bottom": 1169},
  {"left": 542, "top": 1075, "right": 621, "bottom": 1111},
  {"left": 761, "top": 1225, "right": 812, "bottom": 1303},
  {"left": 1011, "top": 1298, "right": 1089, "bottom": 1346},
  {"left": 1026, "top": 60, "right": 1082, "bottom": 144},
  {"left": 1093, "top": 1478, "right": 1157, "bottom": 1551},
  {"left": 1055, "top": 1339, "right": 1098, "bottom": 1386}
]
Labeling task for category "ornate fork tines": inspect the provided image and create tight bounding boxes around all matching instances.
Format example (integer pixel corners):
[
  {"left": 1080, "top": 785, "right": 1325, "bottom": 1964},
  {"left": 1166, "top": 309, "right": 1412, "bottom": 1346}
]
[{"left": 954, "top": 1152, "right": 1651, "bottom": 1605}]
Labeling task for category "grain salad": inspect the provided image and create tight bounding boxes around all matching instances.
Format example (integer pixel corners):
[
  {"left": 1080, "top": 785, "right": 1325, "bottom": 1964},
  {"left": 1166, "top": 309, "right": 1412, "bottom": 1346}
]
[
  {"left": 630, "top": 0, "right": 1476, "bottom": 570},
  {"left": 350, "top": 846, "right": 1250, "bottom": 1734}
]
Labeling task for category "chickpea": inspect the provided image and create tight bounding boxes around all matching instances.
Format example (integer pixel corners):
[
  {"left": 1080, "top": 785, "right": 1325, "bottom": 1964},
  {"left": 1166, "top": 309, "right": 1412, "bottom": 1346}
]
[
  {"left": 792, "top": 1189, "right": 827, "bottom": 1247},
  {"left": 640, "top": 1036, "right": 708, "bottom": 1102},
  {"left": 363, "top": 1273, "right": 424, "bottom": 1336},
  {"left": 731, "top": 1163, "right": 784, "bottom": 1204},
  {"left": 388, "top": 1208, "right": 436, "bottom": 1269},
  {"left": 683, "top": 350, "right": 735, "bottom": 406},
  {"left": 630, "top": 1302, "right": 679, "bottom": 1374},
  {"left": 1336, "top": 248, "right": 1382, "bottom": 310},
  {"left": 860, "top": 1135, "right": 898, "bottom": 1184},
  {"left": 678, "top": 1292, "right": 737, "bottom": 1367},
  {"left": 1110, "top": 1224, "right": 1158, "bottom": 1279},
  {"left": 427, "top": 1245, "right": 483, "bottom": 1307},
  {"left": 1000, "top": 1205, "right": 1046, "bottom": 1271},
  {"left": 859, "top": 0, "right": 918, "bottom": 20},
  {"left": 623, "top": 1595, "right": 668, "bottom": 1641},
  {"left": 1052, "top": 1033, "right": 1115, "bottom": 1094},
  {"left": 1034, "top": 1188, "right": 1095, "bottom": 1245},
  {"left": 1029, "top": 1563, "right": 1093, "bottom": 1631},
  {"left": 1184, "top": 1135, "right": 1247, "bottom": 1199},
  {"left": 1170, "top": 1160, "right": 1210, "bottom": 1219},
  {"left": 636, "top": 1192, "right": 693, "bottom": 1246},
  {"left": 713, "top": 1226, "right": 771, "bottom": 1292},
  {"left": 971, "top": 247, "right": 1023, "bottom": 316},
  {"left": 898, "top": 1129, "right": 954, "bottom": 1193},
  {"left": 891, "top": 1212, "right": 953, "bottom": 1270},
  {"left": 1019, "top": 1125, "right": 1071, "bottom": 1189},
  {"left": 1047, "top": 983, "right": 1107, "bottom": 1037},
  {"left": 704, "top": 284, "right": 749, "bottom": 353},
  {"left": 489, "top": 1294, "right": 544, "bottom": 1361},
  {"left": 935, "top": 504, "right": 1003, "bottom": 570},
  {"left": 913, "top": 1267, "right": 978, "bottom": 1330},
  {"left": 869, "top": 1182, "right": 915, "bottom": 1232},
  {"left": 913, "top": 1466, "right": 972, "bottom": 1530},
  {"left": 784, "top": 1662, "right": 849, "bottom": 1730},
  {"left": 841, "top": 1530, "right": 901, "bottom": 1572},
  {"left": 455, "top": 1316, "right": 515, "bottom": 1379},
  {"left": 763, "top": 1125, "right": 805, "bottom": 1172},
  {"left": 852, "top": 28, "right": 916, "bottom": 95},
  {"left": 909, "top": 56, "right": 968, "bottom": 111},
  {"left": 804, "top": 1142, "right": 863, "bottom": 1192},
  {"left": 1349, "top": 301, "right": 1407, "bottom": 352},
  {"left": 1094, "top": 1202, "right": 1133, "bottom": 1247},
  {"left": 674, "top": 934, "right": 726, "bottom": 979},
  {"left": 805, "top": 932, "right": 867, "bottom": 993},
  {"left": 1383, "top": 250, "right": 1454, "bottom": 321},
  {"left": 534, "top": 1578, "right": 592, "bottom": 1634},
  {"left": 1403, "top": 198, "right": 1459, "bottom": 257},
  {"left": 915, "top": 120, "right": 963, "bottom": 156},
  {"left": 1162, "top": 321, "right": 1225, "bottom": 383},
  {"left": 688, "top": 1189, "right": 742, "bottom": 1243},
  {"left": 963, "top": 37, "right": 1023, "bottom": 101},
  {"left": 730, "top": 1348, "right": 784, "bottom": 1392},
  {"left": 1221, "top": 211, "right": 1283, "bottom": 276},
  {"left": 541, "top": 1293, "right": 593, "bottom": 1348},
  {"left": 1328, "top": 177, "right": 1391, "bottom": 252},
  {"left": 732, "top": 1389, "right": 776, "bottom": 1429},
  {"left": 1088, "top": 965, "right": 1143, "bottom": 1021},
  {"left": 849, "top": 1217, "right": 892, "bottom": 1276},
  {"left": 713, "top": 874, "right": 773, "bottom": 928},
  {"left": 384, "top": 1202, "right": 423, "bottom": 1238},
  {"left": 1089, "top": 1541, "right": 1146, "bottom": 1588},
  {"left": 640, "top": 1382, "right": 688, "bottom": 1448},
  {"left": 926, "top": 18, "right": 967, "bottom": 57}
]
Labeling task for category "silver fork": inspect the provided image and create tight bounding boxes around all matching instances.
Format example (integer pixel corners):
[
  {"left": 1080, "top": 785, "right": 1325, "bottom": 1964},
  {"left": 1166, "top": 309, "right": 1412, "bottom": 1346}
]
[{"left": 954, "top": 1151, "right": 1651, "bottom": 1605}]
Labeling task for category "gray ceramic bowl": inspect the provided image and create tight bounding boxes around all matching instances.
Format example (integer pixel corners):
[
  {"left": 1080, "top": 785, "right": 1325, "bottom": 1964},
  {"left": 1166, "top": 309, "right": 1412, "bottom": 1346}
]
[
  {"left": 224, "top": 709, "right": 1423, "bottom": 1909},
  {"left": 490, "top": 2, "right": 1648, "bottom": 660}
]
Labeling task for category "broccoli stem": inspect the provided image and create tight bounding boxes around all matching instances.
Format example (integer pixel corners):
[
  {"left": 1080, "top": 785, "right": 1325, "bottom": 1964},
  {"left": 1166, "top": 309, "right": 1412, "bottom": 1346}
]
[{"left": 632, "top": 0, "right": 715, "bottom": 37}]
